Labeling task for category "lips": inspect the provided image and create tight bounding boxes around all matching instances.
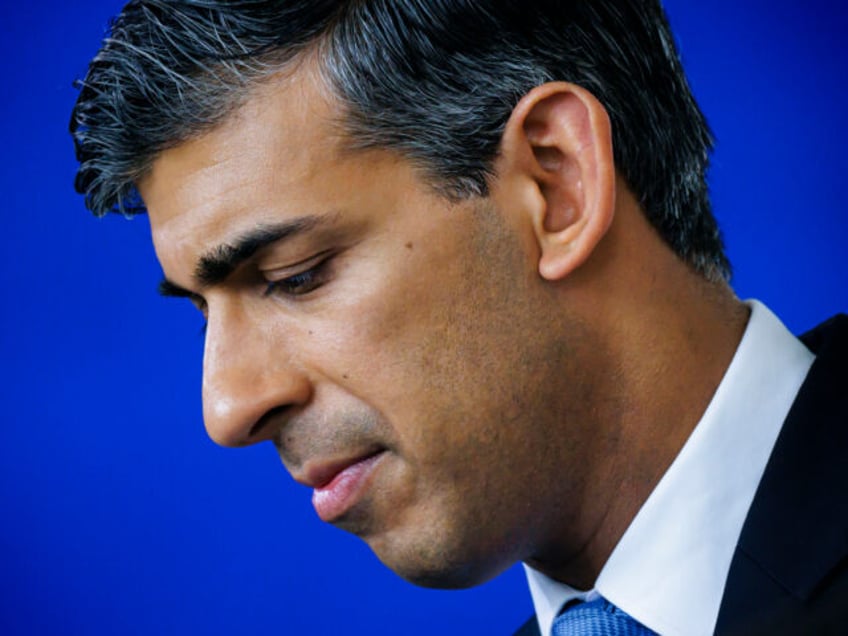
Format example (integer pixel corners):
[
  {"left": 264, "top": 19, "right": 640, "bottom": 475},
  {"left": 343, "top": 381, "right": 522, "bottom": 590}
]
[{"left": 303, "top": 450, "right": 386, "bottom": 522}]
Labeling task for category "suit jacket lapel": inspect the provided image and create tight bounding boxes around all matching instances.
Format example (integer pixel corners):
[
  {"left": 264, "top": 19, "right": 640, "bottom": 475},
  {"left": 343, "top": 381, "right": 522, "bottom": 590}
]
[
  {"left": 513, "top": 614, "right": 541, "bottom": 636},
  {"left": 715, "top": 315, "right": 848, "bottom": 633}
]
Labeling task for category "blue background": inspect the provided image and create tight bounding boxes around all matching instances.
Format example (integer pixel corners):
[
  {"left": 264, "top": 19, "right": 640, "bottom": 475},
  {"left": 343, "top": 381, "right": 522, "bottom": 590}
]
[{"left": 1, "top": 1, "right": 846, "bottom": 634}]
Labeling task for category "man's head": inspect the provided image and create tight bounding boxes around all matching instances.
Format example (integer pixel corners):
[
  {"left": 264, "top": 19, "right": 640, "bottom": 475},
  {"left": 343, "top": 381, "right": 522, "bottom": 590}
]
[{"left": 71, "top": 0, "right": 734, "bottom": 589}]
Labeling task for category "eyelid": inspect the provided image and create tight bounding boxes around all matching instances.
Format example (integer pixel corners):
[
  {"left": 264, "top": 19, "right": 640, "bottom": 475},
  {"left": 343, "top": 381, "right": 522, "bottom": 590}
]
[{"left": 260, "top": 248, "right": 335, "bottom": 282}]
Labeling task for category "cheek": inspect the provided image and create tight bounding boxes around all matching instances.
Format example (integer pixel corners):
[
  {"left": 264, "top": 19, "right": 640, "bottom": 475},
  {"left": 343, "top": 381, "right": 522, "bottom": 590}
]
[
  {"left": 288, "top": 235, "right": 458, "bottom": 405},
  {"left": 294, "top": 206, "right": 559, "bottom": 476}
]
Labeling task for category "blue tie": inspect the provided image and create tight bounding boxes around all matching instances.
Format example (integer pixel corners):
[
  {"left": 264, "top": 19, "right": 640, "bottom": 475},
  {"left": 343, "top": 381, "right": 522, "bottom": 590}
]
[{"left": 551, "top": 598, "right": 658, "bottom": 636}]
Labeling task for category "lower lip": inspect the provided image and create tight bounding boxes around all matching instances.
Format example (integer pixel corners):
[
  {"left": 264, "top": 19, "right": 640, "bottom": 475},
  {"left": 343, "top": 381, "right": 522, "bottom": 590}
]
[{"left": 312, "top": 452, "right": 385, "bottom": 522}]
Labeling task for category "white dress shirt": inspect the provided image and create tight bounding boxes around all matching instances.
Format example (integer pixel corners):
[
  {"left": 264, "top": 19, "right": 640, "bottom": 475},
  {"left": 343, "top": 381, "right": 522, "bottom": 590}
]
[{"left": 524, "top": 300, "right": 816, "bottom": 636}]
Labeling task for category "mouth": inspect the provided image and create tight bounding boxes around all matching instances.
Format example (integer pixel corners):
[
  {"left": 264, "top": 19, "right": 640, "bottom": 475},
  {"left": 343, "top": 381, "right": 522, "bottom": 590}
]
[{"left": 302, "top": 449, "right": 387, "bottom": 522}]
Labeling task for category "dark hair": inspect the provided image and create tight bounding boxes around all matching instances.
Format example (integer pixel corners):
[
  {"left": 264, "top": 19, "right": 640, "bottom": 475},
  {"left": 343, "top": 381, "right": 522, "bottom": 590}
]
[{"left": 71, "top": 0, "right": 730, "bottom": 280}]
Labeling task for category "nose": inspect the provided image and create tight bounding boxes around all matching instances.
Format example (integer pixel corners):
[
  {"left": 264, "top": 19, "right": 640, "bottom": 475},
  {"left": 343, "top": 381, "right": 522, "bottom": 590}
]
[{"left": 201, "top": 300, "right": 312, "bottom": 447}]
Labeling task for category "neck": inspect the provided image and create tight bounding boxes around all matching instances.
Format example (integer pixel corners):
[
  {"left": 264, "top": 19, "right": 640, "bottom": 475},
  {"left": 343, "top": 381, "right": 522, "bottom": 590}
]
[{"left": 526, "top": 192, "right": 749, "bottom": 589}]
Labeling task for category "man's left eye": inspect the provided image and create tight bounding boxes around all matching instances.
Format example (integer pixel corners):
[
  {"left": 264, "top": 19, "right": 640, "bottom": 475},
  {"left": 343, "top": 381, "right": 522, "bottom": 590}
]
[{"left": 263, "top": 259, "right": 331, "bottom": 297}]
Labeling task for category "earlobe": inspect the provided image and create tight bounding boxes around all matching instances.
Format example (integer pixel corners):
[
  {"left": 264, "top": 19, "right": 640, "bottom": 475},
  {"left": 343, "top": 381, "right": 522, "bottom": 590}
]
[{"left": 500, "top": 82, "right": 616, "bottom": 281}]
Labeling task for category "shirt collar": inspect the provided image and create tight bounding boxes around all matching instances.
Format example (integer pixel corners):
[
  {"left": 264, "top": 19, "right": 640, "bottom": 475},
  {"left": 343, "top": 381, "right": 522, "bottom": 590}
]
[{"left": 524, "top": 300, "right": 815, "bottom": 636}]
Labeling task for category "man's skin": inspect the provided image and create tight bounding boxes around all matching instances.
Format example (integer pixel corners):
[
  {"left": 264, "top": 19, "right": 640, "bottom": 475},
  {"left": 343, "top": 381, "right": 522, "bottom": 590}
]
[{"left": 139, "top": 59, "right": 748, "bottom": 592}]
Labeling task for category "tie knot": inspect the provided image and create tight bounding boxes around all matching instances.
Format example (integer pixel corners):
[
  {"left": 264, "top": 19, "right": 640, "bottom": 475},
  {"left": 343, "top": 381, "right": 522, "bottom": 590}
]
[{"left": 551, "top": 598, "right": 657, "bottom": 636}]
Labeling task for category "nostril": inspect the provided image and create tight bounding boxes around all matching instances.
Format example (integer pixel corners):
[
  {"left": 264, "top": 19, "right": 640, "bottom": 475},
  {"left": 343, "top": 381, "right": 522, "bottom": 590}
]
[{"left": 249, "top": 403, "right": 296, "bottom": 438}]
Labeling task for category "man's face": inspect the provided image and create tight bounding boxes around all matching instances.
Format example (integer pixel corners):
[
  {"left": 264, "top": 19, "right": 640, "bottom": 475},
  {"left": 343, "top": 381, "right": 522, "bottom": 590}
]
[{"left": 139, "top": 67, "right": 606, "bottom": 588}]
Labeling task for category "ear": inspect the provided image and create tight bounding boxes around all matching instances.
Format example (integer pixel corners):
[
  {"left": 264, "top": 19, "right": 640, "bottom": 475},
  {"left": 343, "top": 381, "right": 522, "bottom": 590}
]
[{"left": 498, "top": 82, "right": 616, "bottom": 281}]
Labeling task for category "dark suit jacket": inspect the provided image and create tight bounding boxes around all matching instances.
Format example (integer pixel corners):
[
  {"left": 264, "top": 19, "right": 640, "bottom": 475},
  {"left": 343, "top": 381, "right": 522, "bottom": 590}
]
[{"left": 514, "top": 315, "right": 848, "bottom": 636}]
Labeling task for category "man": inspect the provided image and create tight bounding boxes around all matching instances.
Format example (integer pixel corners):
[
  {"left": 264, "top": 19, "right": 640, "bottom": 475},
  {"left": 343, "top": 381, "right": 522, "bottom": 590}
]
[{"left": 70, "top": 1, "right": 847, "bottom": 634}]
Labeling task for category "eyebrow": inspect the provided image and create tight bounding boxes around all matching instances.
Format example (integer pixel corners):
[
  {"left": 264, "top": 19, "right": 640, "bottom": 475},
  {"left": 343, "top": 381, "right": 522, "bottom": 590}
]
[{"left": 157, "top": 215, "right": 325, "bottom": 298}]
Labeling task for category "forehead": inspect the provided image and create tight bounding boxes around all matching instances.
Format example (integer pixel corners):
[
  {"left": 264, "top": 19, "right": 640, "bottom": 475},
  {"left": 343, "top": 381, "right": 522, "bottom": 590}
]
[{"left": 137, "top": 65, "right": 348, "bottom": 264}]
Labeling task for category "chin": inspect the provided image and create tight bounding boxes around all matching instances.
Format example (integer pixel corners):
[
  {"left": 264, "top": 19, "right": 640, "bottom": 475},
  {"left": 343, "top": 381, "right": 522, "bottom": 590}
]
[
  {"left": 386, "top": 560, "right": 498, "bottom": 590},
  {"left": 366, "top": 530, "right": 514, "bottom": 590}
]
